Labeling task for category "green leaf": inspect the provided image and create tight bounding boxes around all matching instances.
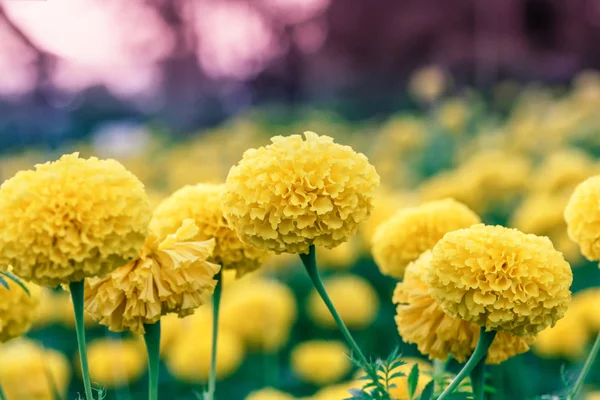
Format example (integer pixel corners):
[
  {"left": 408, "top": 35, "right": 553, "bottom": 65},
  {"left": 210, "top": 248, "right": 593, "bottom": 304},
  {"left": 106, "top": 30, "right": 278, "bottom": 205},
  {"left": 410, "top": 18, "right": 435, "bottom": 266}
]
[
  {"left": 389, "top": 371, "right": 406, "bottom": 380},
  {"left": 407, "top": 363, "right": 420, "bottom": 400},
  {"left": 419, "top": 381, "right": 434, "bottom": 400},
  {"left": 0, "top": 271, "right": 29, "bottom": 295},
  {"left": 0, "top": 275, "right": 8, "bottom": 290}
]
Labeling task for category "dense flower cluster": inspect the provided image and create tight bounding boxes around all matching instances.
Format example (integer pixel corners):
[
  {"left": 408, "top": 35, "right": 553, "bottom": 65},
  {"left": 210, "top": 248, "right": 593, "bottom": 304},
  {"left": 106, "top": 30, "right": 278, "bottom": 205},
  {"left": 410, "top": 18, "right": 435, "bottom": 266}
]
[
  {"left": 291, "top": 340, "right": 351, "bottom": 385},
  {"left": 565, "top": 175, "right": 600, "bottom": 262},
  {"left": 427, "top": 224, "right": 572, "bottom": 335},
  {"left": 223, "top": 131, "right": 380, "bottom": 254},
  {"left": 394, "top": 251, "right": 533, "bottom": 363},
  {"left": 85, "top": 339, "right": 146, "bottom": 388},
  {"left": 85, "top": 219, "right": 220, "bottom": 334},
  {"left": 0, "top": 153, "right": 151, "bottom": 286},
  {"left": 372, "top": 199, "right": 480, "bottom": 278},
  {"left": 307, "top": 274, "right": 379, "bottom": 329},
  {"left": 0, "top": 278, "right": 40, "bottom": 342},
  {"left": 245, "top": 388, "right": 295, "bottom": 400},
  {"left": 152, "top": 183, "right": 268, "bottom": 277},
  {"left": 0, "top": 339, "right": 71, "bottom": 400}
]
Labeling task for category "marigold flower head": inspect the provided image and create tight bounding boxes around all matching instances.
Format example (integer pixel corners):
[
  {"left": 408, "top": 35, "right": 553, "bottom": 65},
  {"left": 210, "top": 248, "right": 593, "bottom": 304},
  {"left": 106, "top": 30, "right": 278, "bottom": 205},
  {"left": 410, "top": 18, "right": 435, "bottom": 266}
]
[
  {"left": 316, "top": 241, "right": 359, "bottom": 271},
  {"left": 565, "top": 175, "right": 600, "bottom": 262},
  {"left": 372, "top": 199, "right": 480, "bottom": 278},
  {"left": 427, "top": 224, "right": 572, "bottom": 336},
  {"left": 291, "top": 340, "right": 351, "bottom": 386},
  {"left": 307, "top": 274, "right": 378, "bottom": 330},
  {"left": 220, "top": 278, "right": 297, "bottom": 351},
  {"left": 222, "top": 131, "right": 380, "bottom": 254},
  {"left": 152, "top": 183, "right": 267, "bottom": 277},
  {"left": 530, "top": 149, "right": 599, "bottom": 196},
  {"left": 533, "top": 306, "right": 589, "bottom": 360},
  {"left": 0, "top": 153, "right": 151, "bottom": 286},
  {"left": 245, "top": 388, "right": 295, "bottom": 400},
  {"left": 85, "top": 219, "right": 220, "bottom": 334},
  {"left": 359, "top": 188, "right": 415, "bottom": 246},
  {"left": 0, "top": 277, "right": 40, "bottom": 342},
  {"left": 0, "top": 339, "right": 70, "bottom": 400},
  {"left": 394, "top": 251, "right": 533, "bottom": 364},
  {"left": 83, "top": 339, "right": 146, "bottom": 388}
]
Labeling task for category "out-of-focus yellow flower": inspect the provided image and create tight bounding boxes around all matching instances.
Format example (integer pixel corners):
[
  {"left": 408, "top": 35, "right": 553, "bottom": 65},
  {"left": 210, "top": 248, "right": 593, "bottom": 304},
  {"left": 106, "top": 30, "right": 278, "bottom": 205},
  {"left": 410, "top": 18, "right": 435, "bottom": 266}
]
[
  {"left": 437, "top": 98, "right": 470, "bottom": 135},
  {"left": 394, "top": 251, "right": 533, "bottom": 363},
  {"left": 83, "top": 339, "right": 146, "bottom": 388},
  {"left": 408, "top": 66, "right": 450, "bottom": 103},
  {"left": 152, "top": 183, "right": 268, "bottom": 277},
  {"left": 85, "top": 219, "right": 220, "bottom": 334},
  {"left": 55, "top": 290, "right": 97, "bottom": 329},
  {"left": 311, "top": 381, "right": 361, "bottom": 400},
  {"left": 307, "top": 275, "right": 378, "bottom": 330},
  {"left": 427, "top": 224, "right": 572, "bottom": 336},
  {"left": 359, "top": 189, "right": 415, "bottom": 247},
  {"left": 375, "top": 116, "right": 427, "bottom": 155},
  {"left": 159, "top": 313, "right": 184, "bottom": 355},
  {"left": 0, "top": 153, "right": 151, "bottom": 287},
  {"left": 565, "top": 175, "right": 600, "bottom": 262},
  {"left": 530, "top": 149, "right": 598, "bottom": 196},
  {"left": 291, "top": 340, "right": 351, "bottom": 386},
  {"left": 220, "top": 278, "right": 297, "bottom": 351},
  {"left": 372, "top": 199, "right": 480, "bottom": 279},
  {"left": 223, "top": 132, "right": 380, "bottom": 254},
  {"left": 0, "top": 339, "right": 70, "bottom": 400},
  {"left": 165, "top": 316, "right": 244, "bottom": 383},
  {"left": 32, "top": 288, "right": 62, "bottom": 329},
  {"left": 316, "top": 241, "right": 359, "bottom": 270},
  {"left": 245, "top": 388, "right": 296, "bottom": 400},
  {"left": 586, "top": 391, "right": 600, "bottom": 400},
  {"left": 534, "top": 306, "right": 588, "bottom": 360},
  {"left": 571, "top": 288, "right": 600, "bottom": 332},
  {"left": 0, "top": 277, "right": 39, "bottom": 342}
]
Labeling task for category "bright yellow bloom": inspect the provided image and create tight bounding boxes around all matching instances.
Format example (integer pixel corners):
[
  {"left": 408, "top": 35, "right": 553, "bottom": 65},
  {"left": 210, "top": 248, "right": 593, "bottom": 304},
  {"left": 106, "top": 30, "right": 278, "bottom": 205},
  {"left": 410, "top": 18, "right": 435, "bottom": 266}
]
[
  {"left": 307, "top": 274, "right": 378, "bottom": 330},
  {"left": 165, "top": 317, "right": 244, "bottom": 383},
  {"left": 359, "top": 189, "right": 414, "bottom": 247},
  {"left": 220, "top": 278, "right": 297, "bottom": 351},
  {"left": 83, "top": 339, "right": 146, "bottom": 388},
  {"left": 152, "top": 183, "right": 268, "bottom": 277},
  {"left": 530, "top": 149, "right": 599, "bottom": 196},
  {"left": 291, "top": 340, "right": 351, "bottom": 386},
  {"left": 85, "top": 219, "right": 220, "bottom": 334},
  {"left": 245, "top": 388, "right": 296, "bottom": 400},
  {"left": 427, "top": 224, "right": 572, "bottom": 336},
  {"left": 223, "top": 131, "right": 380, "bottom": 254},
  {"left": 372, "top": 199, "right": 480, "bottom": 278},
  {"left": 316, "top": 241, "right": 359, "bottom": 270},
  {"left": 0, "top": 278, "right": 40, "bottom": 342},
  {"left": 0, "top": 339, "right": 70, "bottom": 400},
  {"left": 394, "top": 251, "right": 533, "bottom": 363},
  {"left": 32, "top": 288, "right": 62, "bottom": 329},
  {"left": 571, "top": 288, "right": 600, "bottom": 332},
  {"left": 159, "top": 313, "right": 185, "bottom": 355},
  {"left": 565, "top": 175, "right": 600, "bottom": 262},
  {"left": 55, "top": 289, "right": 97, "bottom": 329},
  {"left": 0, "top": 153, "right": 151, "bottom": 286},
  {"left": 533, "top": 306, "right": 588, "bottom": 360}
]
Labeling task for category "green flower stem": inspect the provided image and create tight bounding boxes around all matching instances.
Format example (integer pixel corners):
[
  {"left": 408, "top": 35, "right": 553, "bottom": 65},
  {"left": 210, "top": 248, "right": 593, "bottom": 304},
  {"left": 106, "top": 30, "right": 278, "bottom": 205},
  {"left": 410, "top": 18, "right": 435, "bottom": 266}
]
[
  {"left": 437, "top": 328, "right": 497, "bottom": 400},
  {"left": 143, "top": 321, "right": 161, "bottom": 400},
  {"left": 208, "top": 269, "right": 223, "bottom": 400},
  {"left": 469, "top": 355, "right": 487, "bottom": 400},
  {"left": 299, "top": 246, "right": 374, "bottom": 378},
  {"left": 569, "top": 331, "right": 600, "bottom": 400},
  {"left": 0, "top": 383, "right": 7, "bottom": 400},
  {"left": 70, "top": 280, "right": 94, "bottom": 400}
]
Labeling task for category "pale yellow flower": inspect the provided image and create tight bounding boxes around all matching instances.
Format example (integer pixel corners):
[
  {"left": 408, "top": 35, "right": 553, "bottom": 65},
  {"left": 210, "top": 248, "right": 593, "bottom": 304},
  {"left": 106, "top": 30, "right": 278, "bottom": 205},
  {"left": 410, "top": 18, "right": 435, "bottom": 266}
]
[
  {"left": 83, "top": 339, "right": 146, "bottom": 388},
  {"left": 291, "top": 340, "right": 351, "bottom": 386},
  {"left": 0, "top": 277, "right": 40, "bottom": 342}
]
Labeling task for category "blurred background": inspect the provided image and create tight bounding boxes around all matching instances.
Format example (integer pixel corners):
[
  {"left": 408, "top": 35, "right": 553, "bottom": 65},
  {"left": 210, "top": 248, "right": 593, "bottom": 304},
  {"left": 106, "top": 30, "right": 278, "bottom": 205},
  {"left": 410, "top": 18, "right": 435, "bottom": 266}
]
[{"left": 1, "top": 0, "right": 600, "bottom": 399}]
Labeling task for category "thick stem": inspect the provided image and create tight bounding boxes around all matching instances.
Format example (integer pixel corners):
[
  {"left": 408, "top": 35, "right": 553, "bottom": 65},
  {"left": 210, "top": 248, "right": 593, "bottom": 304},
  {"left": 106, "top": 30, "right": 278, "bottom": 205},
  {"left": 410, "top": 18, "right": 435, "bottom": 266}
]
[
  {"left": 470, "top": 355, "right": 487, "bottom": 400},
  {"left": 143, "top": 321, "right": 161, "bottom": 400},
  {"left": 569, "top": 331, "right": 600, "bottom": 400},
  {"left": 299, "top": 246, "right": 373, "bottom": 377},
  {"left": 70, "top": 280, "right": 94, "bottom": 400},
  {"left": 437, "top": 328, "right": 497, "bottom": 400},
  {"left": 0, "top": 383, "right": 7, "bottom": 400},
  {"left": 208, "top": 270, "right": 223, "bottom": 400}
]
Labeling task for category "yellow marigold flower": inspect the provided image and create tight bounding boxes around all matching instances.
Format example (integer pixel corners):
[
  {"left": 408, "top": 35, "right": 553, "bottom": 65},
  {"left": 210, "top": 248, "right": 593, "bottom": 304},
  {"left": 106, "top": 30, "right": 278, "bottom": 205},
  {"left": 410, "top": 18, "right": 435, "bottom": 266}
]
[
  {"left": 316, "top": 241, "right": 359, "bottom": 270},
  {"left": 220, "top": 278, "right": 297, "bottom": 351},
  {"left": 359, "top": 189, "right": 415, "bottom": 247},
  {"left": 56, "top": 289, "right": 97, "bottom": 328},
  {"left": 0, "top": 339, "right": 70, "bottom": 400},
  {"left": 372, "top": 199, "right": 480, "bottom": 279},
  {"left": 291, "top": 340, "right": 351, "bottom": 386},
  {"left": 307, "top": 274, "right": 378, "bottom": 330},
  {"left": 152, "top": 183, "right": 268, "bottom": 277},
  {"left": 571, "top": 288, "right": 600, "bottom": 332},
  {"left": 85, "top": 219, "right": 219, "bottom": 334},
  {"left": 427, "top": 224, "right": 572, "bottom": 336},
  {"left": 159, "top": 313, "right": 184, "bottom": 355},
  {"left": 530, "top": 149, "right": 599, "bottom": 196},
  {"left": 0, "top": 153, "right": 151, "bottom": 286},
  {"left": 32, "top": 288, "right": 62, "bottom": 329},
  {"left": 83, "top": 339, "right": 146, "bottom": 388},
  {"left": 394, "top": 251, "right": 533, "bottom": 364},
  {"left": 312, "top": 382, "right": 362, "bottom": 400},
  {"left": 408, "top": 65, "right": 450, "bottom": 103},
  {"left": 222, "top": 131, "right": 380, "bottom": 254},
  {"left": 437, "top": 98, "right": 470, "bottom": 135},
  {"left": 165, "top": 319, "right": 244, "bottom": 383},
  {"left": 565, "top": 175, "right": 600, "bottom": 262},
  {"left": 245, "top": 388, "right": 295, "bottom": 400},
  {"left": 533, "top": 306, "right": 588, "bottom": 360},
  {"left": 0, "top": 277, "right": 40, "bottom": 342}
]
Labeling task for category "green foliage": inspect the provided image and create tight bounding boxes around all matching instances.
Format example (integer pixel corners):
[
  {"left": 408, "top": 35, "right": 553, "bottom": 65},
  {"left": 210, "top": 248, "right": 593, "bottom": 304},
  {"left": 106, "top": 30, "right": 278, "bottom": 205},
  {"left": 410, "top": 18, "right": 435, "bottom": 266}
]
[
  {"left": 0, "top": 271, "right": 29, "bottom": 295},
  {"left": 408, "top": 363, "right": 420, "bottom": 400}
]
